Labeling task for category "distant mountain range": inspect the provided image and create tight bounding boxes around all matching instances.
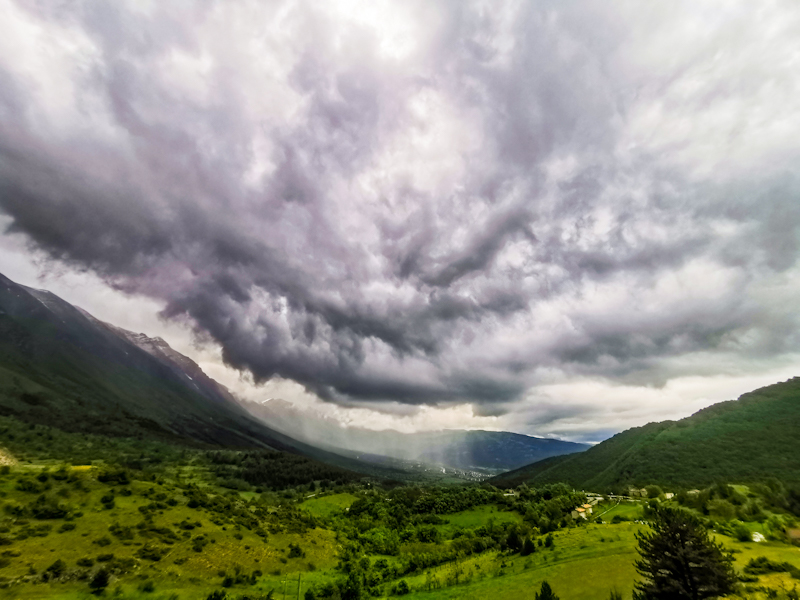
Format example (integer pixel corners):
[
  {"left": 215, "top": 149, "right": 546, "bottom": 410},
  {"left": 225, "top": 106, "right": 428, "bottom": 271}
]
[
  {"left": 240, "top": 398, "right": 589, "bottom": 474},
  {"left": 0, "top": 272, "right": 585, "bottom": 478},
  {"left": 491, "top": 377, "right": 800, "bottom": 490}
]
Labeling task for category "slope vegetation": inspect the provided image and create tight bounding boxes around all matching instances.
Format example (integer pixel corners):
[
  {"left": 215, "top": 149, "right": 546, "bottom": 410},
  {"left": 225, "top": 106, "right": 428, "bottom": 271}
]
[
  {"left": 0, "top": 272, "right": 399, "bottom": 479},
  {"left": 492, "top": 378, "right": 800, "bottom": 490}
]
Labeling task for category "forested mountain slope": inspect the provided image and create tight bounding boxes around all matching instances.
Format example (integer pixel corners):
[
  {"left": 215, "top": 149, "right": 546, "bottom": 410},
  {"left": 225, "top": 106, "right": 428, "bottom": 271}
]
[
  {"left": 492, "top": 378, "right": 800, "bottom": 490},
  {"left": 0, "top": 272, "right": 394, "bottom": 477}
]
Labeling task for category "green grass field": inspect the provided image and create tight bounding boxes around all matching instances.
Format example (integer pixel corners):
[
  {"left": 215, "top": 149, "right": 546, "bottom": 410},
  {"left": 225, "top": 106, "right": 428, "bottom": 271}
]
[
  {"left": 399, "top": 522, "right": 643, "bottom": 600},
  {"left": 299, "top": 492, "right": 359, "bottom": 519},
  {"left": 594, "top": 500, "right": 643, "bottom": 522},
  {"left": 2, "top": 462, "right": 799, "bottom": 600},
  {"left": 442, "top": 505, "right": 523, "bottom": 529},
  {"left": 396, "top": 522, "right": 800, "bottom": 600},
  {"left": 0, "top": 465, "right": 341, "bottom": 599}
]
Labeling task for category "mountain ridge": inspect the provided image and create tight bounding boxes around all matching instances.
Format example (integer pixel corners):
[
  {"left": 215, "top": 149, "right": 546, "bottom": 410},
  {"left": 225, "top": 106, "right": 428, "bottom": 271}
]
[
  {"left": 491, "top": 377, "right": 800, "bottom": 490},
  {"left": 240, "top": 398, "right": 590, "bottom": 474}
]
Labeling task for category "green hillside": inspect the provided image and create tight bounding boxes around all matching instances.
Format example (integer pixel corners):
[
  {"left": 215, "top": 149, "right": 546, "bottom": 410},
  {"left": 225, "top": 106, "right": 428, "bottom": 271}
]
[{"left": 492, "top": 378, "right": 800, "bottom": 490}]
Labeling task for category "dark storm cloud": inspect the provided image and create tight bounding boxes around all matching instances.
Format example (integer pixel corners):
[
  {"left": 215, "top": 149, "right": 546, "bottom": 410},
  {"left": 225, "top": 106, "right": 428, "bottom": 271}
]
[{"left": 1, "top": 0, "right": 800, "bottom": 419}]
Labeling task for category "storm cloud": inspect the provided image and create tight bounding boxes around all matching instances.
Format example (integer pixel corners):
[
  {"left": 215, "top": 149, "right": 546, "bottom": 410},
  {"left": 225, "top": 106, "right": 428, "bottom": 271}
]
[{"left": 1, "top": 0, "right": 800, "bottom": 433}]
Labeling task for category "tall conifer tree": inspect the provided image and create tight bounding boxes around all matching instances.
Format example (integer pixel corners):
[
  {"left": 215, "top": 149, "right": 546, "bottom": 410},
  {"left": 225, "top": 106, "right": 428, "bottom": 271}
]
[{"left": 634, "top": 506, "right": 736, "bottom": 600}]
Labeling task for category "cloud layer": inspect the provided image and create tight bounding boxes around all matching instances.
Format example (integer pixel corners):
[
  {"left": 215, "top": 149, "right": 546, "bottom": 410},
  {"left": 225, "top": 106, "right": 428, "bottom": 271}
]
[{"left": 1, "top": 0, "right": 800, "bottom": 438}]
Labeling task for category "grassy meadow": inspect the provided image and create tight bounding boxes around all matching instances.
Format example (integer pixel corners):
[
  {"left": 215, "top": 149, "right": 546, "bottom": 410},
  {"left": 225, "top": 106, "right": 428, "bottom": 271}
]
[{"left": 0, "top": 454, "right": 798, "bottom": 600}]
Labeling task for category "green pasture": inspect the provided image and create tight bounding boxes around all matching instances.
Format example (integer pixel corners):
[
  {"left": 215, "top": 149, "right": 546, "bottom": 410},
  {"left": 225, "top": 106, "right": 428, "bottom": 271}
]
[
  {"left": 299, "top": 492, "right": 359, "bottom": 518},
  {"left": 442, "top": 505, "right": 523, "bottom": 529},
  {"left": 594, "top": 500, "right": 643, "bottom": 522},
  {"left": 403, "top": 522, "right": 644, "bottom": 600},
  {"left": 0, "top": 467, "right": 339, "bottom": 599}
]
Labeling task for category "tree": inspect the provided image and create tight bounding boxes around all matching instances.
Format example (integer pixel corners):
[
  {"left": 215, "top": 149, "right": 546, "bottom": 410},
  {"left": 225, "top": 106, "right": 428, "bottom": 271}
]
[
  {"left": 645, "top": 485, "right": 664, "bottom": 499},
  {"left": 535, "top": 581, "right": 560, "bottom": 600},
  {"left": 634, "top": 506, "right": 736, "bottom": 600},
  {"left": 521, "top": 536, "right": 536, "bottom": 556},
  {"left": 506, "top": 528, "right": 522, "bottom": 552}
]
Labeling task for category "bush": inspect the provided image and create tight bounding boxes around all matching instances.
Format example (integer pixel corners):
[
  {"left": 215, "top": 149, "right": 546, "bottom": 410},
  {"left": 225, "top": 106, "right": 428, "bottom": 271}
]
[
  {"left": 89, "top": 568, "right": 109, "bottom": 592},
  {"left": 733, "top": 522, "right": 751, "bottom": 542},
  {"left": 44, "top": 559, "right": 66, "bottom": 579},
  {"left": 137, "top": 543, "right": 168, "bottom": 561},
  {"left": 744, "top": 556, "right": 800, "bottom": 578}
]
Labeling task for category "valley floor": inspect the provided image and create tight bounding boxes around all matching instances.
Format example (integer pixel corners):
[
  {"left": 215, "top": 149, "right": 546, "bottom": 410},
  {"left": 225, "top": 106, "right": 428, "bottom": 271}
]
[{"left": 0, "top": 461, "right": 798, "bottom": 600}]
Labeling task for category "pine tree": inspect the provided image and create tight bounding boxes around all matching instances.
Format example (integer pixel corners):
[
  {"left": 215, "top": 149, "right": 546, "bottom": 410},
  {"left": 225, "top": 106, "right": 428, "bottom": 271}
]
[
  {"left": 521, "top": 536, "right": 537, "bottom": 556},
  {"left": 535, "top": 581, "right": 559, "bottom": 600},
  {"left": 634, "top": 506, "right": 736, "bottom": 600}
]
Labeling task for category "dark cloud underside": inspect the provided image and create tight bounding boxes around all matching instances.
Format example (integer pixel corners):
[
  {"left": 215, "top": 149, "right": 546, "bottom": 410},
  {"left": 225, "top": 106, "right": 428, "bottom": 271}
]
[{"left": 1, "top": 0, "right": 799, "bottom": 415}]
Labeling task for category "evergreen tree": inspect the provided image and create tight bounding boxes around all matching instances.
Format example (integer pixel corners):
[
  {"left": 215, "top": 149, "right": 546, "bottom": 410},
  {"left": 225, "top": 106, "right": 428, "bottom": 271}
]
[
  {"left": 634, "top": 506, "right": 736, "bottom": 600},
  {"left": 506, "top": 528, "right": 522, "bottom": 552},
  {"left": 535, "top": 581, "right": 559, "bottom": 600},
  {"left": 521, "top": 536, "right": 536, "bottom": 556}
]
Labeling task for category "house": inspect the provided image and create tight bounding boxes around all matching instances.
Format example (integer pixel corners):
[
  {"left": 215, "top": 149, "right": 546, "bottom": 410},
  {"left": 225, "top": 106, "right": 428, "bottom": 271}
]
[
  {"left": 664, "top": 492, "right": 674, "bottom": 500},
  {"left": 571, "top": 507, "right": 587, "bottom": 520},
  {"left": 582, "top": 503, "right": 593, "bottom": 515},
  {"left": 686, "top": 489, "right": 701, "bottom": 496},
  {"left": 628, "top": 488, "right": 648, "bottom": 498}
]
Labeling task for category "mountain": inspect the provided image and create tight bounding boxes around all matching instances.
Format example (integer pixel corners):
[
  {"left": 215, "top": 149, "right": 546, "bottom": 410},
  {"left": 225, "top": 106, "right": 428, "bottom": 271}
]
[
  {"left": 240, "top": 398, "right": 590, "bottom": 474},
  {"left": 0, "top": 272, "right": 403, "bottom": 478},
  {"left": 0, "top": 271, "right": 586, "bottom": 480},
  {"left": 491, "top": 377, "right": 800, "bottom": 490}
]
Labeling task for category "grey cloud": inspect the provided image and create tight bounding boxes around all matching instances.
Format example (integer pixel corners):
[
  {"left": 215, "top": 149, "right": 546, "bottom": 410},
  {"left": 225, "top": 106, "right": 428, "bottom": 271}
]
[{"left": 1, "top": 0, "right": 800, "bottom": 419}]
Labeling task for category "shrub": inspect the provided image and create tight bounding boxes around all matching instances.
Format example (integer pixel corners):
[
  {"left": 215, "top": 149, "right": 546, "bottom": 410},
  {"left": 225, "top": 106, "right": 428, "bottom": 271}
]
[
  {"left": 744, "top": 556, "right": 800, "bottom": 577},
  {"left": 89, "top": 568, "right": 109, "bottom": 592},
  {"left": 137, "top": 543, "right": 168, "bottom": 561},
  {"left": 45, "top": 559, "right": 66, "bottom": 578},
  {"left": 733, "top": 522, "right": 751, "bottom": 542},
  {"left": 97, "top": 469, "right": 130, "bottom": 485},
  {"left": 77, "top": 557, "right": 94, "bottom": 567}
]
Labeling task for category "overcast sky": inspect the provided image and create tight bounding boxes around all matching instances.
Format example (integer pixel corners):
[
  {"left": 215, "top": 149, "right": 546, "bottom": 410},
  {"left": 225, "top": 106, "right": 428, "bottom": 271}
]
[{"left": 1, "top": 0, "right": 799, "bottom": 443}]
